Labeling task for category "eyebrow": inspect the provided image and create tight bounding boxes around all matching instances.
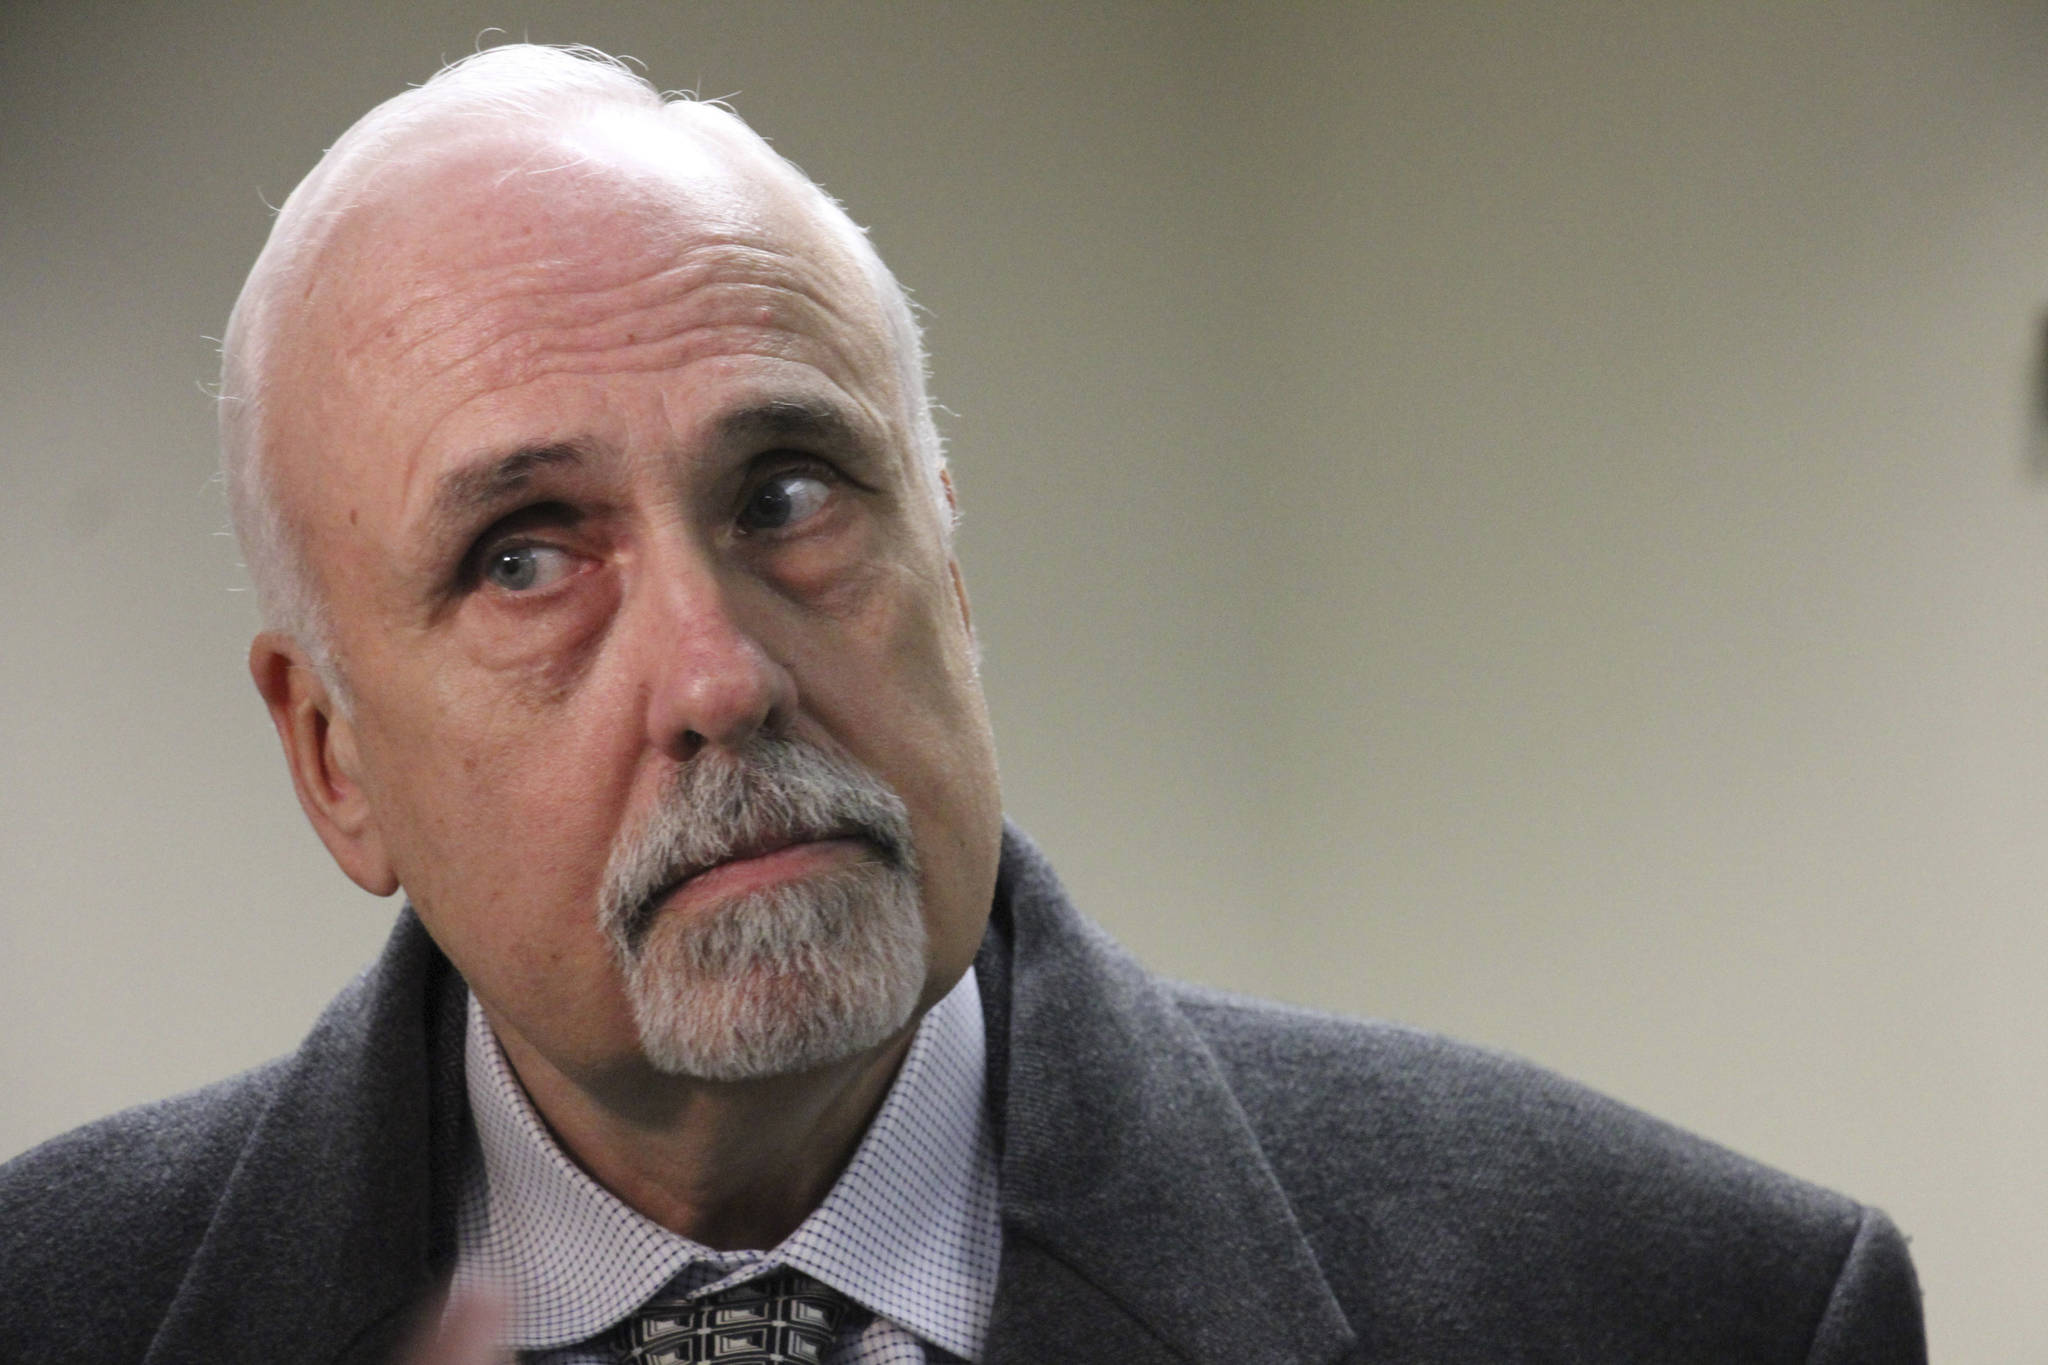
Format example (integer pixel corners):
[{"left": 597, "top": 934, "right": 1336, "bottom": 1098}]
[
  {"left": 427, "top": 442, "right": 589, "bottom": 541},
  {"left": 715, "top": 398, "right": 866, "bottom": 453}
]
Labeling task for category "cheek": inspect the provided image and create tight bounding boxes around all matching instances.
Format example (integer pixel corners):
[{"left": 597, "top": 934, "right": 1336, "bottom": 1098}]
[
  {"left": 786, "top": 553, "right": 973, "bottom": 731},
  {"left": 799, "top": 557, "right": 1000, "bottom": 886},
  {"left": 368, "top": 712, "right": 640, "bottom": 1057},
  {"left": 352, "top": 654, "right": 634, "bottom": 948},
  {"left": 369, "top": 576, "right": 632, "bottom": 875}
]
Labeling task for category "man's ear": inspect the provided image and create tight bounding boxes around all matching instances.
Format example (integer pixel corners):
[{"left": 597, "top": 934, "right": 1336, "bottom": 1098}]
[{"left": 248, "top": 631, "right": 399, "bottom": 896}]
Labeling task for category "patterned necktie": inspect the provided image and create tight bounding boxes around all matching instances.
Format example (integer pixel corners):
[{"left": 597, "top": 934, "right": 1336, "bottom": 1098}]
[{"left": 620, "top": 1267, "right": 853, "bottom": 1365}]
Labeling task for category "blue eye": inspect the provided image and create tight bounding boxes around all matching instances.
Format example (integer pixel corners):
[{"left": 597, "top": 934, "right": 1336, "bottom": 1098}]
[
  {"left": 740, "top": 473, "right": 831, "bottom": 532},
  {"left": 482, "top": 544, "right": 573, "bottom": 592}
]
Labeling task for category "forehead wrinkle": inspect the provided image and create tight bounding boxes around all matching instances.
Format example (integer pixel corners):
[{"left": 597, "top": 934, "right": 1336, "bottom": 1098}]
[{"left": 364, "top": 237, "right": 886, "bottom": 402}]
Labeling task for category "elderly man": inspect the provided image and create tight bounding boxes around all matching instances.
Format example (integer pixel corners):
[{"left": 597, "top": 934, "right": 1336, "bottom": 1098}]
[{"left": 1, "top": 44, "right": 1923, "bottom": 1365}]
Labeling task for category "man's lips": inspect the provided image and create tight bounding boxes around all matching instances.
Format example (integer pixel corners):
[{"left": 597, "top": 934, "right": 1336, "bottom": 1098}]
[{"left": 647, "top": 834, "right": 876, "bottom": 917}]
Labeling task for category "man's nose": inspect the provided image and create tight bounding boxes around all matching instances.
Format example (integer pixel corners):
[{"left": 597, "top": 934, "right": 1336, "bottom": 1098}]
[{"left": 638, "top": 567, "right": 797, "bottom": 762}]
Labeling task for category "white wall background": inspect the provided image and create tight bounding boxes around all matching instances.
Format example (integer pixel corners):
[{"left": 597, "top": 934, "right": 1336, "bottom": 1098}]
[{"left": 3, "top": 3, "right": 2043, "bottom": 1358}]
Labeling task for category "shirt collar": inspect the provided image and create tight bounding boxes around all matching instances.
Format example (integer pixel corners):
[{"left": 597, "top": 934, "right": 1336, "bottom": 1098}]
[{"left": 453, "top": 969, "right": 1000, "bottom": 1360}]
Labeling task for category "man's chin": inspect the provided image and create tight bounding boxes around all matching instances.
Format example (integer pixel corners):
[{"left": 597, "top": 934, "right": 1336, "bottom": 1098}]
[
  {"left": 626, "top": 968, "right": 922, "bottom": 1082},
  {"left": 619, "top": 872, "right": 928, "bottom": 1082}
]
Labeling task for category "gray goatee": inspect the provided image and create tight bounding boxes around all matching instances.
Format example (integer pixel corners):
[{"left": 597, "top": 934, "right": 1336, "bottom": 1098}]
[{"left": 596, "top": 735, "right": 926, "bottom": 1081}]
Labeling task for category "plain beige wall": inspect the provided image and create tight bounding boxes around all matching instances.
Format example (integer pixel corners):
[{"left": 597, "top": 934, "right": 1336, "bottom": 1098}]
[{"left": 3, "top": 2, "right": 2042, "bottom": 1358}]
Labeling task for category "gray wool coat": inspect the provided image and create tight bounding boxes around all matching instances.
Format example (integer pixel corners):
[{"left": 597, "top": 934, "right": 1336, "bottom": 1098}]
[{"left": 0, "top": 825, "right": 1925, "bottom": 1363}]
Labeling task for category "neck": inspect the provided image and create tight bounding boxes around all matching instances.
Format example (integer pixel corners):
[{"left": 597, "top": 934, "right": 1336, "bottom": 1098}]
[{"left": 488, "top": 1015, "right": 919, "bottom": 1251}]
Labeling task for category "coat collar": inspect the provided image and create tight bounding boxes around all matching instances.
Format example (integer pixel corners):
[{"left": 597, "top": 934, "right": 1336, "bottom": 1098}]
[{"left": 977, "top": 825, "right": 1357, "bottom": 1364}]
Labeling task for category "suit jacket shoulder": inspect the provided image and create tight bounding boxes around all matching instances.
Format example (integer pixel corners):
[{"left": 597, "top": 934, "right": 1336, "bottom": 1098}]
[
  {"left": 0, "top": 1060, "right": 288, "bottom": 1361},
  {"left": 1168, "top": 985, "right": 1924, "bottom": 1362},
  {"left": 0, "top": 916, "right": 469, "bottom": 1365},
  {"left": 979, "top": 823, "right": 1924, "bottom": 1364}
]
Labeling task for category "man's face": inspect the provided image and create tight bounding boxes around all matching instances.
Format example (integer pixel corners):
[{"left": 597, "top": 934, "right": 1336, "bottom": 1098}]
[{"left": 261, "top": 128, "right": 1002, "bottom": 1092}]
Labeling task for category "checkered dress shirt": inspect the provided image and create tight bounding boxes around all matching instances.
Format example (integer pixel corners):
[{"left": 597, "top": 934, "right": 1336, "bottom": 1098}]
[{"left": 451, "top": 970, "right": 1001, "bottom": 1364}]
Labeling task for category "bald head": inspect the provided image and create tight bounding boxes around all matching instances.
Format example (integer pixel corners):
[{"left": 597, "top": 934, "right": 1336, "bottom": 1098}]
[{"left": 219, "top": 45, "right": 945, "bottom": 693}]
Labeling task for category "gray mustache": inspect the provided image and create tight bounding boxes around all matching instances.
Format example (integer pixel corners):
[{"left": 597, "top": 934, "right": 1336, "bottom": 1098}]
[{"left": 599, "top": 736, "right": 916, "bottom": 953}]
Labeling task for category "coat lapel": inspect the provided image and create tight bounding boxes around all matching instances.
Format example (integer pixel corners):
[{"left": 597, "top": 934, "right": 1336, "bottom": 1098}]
[
  {"left": 979, "top": 826, "right": 1359, "bottom": 1364},
  {"left": 140, "top": 912, "right": 467, "bottom": 1365}
]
